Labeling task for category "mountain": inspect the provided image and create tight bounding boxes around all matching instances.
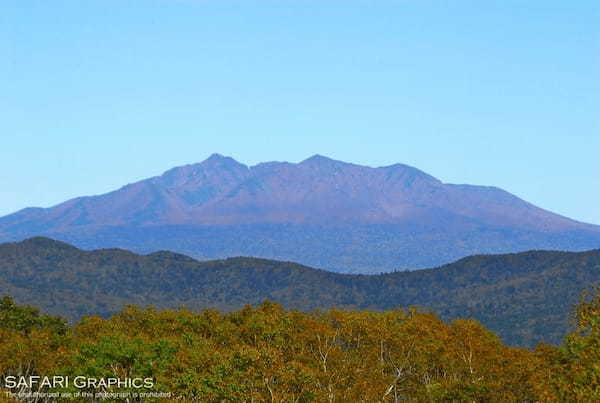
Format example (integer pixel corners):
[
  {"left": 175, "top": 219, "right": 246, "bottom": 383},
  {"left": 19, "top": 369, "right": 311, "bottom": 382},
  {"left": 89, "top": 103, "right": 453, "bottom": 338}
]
[
  {"left": 1, "top": 237, "right": 599, "bottom": 347},
  {"left": 1, "top": 154, "right": 599, "bottom": 272}
]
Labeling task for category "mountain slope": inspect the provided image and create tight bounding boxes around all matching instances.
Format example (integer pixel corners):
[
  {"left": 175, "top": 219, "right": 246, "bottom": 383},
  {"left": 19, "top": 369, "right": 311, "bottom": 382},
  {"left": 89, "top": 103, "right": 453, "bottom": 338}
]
[
  {"left": 1, "top": 237, "right": 599, "bottom": 347},
  {"left": 1, "top": 154, "right": 599, "bottom": 272}
]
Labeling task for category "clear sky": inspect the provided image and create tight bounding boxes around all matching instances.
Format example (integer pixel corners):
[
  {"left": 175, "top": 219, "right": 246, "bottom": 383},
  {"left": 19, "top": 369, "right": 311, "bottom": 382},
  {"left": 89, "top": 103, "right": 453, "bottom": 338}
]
[{"left": 1, "top": 0, "right": 599, "bottom": 224}]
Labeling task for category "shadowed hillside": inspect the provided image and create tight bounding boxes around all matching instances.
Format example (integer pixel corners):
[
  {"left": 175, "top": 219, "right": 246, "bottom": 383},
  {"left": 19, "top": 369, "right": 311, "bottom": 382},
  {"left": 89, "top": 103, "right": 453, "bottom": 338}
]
[{"left": 1, "top": 237, "right": 599, "bottom": 347}]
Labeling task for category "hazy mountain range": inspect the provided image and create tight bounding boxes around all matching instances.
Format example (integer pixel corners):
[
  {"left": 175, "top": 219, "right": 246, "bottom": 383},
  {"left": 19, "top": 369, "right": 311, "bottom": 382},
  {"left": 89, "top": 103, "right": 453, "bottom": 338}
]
[
  {"left": 2, "top": 237, "right": 599, "bottom": 347},
  {"left": 1, "top": 154, "right": 599, "bottom": 272}
]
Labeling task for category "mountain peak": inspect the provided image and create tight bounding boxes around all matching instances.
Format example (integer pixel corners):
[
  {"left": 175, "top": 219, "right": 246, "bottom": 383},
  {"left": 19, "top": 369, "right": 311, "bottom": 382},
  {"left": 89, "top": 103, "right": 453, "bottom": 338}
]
[
  {"left": 203, "top": 153, "right": 240, "bottom": 164},
  {"left": 302, "top": 154, "right": 332, "bottom": 162},
  {"left": 299, "top": 154, "right": 348, "bottom": 167},
  {"left": 197, "top": 154, "right": 248, "bottom": 171}
]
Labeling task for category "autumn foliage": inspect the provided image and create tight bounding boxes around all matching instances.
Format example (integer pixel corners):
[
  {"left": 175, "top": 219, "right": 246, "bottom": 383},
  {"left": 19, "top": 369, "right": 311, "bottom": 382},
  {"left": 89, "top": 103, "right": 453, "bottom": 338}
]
[{"left": 0, "top": 290, "right": 599, "bottom": 402}]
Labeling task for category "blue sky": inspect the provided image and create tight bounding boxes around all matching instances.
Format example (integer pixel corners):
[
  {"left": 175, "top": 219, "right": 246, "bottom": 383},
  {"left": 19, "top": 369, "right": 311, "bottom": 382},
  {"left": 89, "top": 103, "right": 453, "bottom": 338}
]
[{"left": 2, "top": 0, "right": 599, "bottom": 224}]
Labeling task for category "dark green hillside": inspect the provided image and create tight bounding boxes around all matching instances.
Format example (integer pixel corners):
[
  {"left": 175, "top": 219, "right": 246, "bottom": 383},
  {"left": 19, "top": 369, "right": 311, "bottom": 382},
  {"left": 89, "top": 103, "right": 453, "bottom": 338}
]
[{"left": 1, "top": 237, "right": 599, "bottom": 347}]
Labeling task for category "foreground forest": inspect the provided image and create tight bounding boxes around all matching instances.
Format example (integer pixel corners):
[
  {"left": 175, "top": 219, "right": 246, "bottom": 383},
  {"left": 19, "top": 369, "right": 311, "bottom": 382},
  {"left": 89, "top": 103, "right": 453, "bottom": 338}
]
[
  {"left": 1, "top": 237, "right": 599, "bottom": 347},
  {"left": 0, "top": 289, "right": 599, "bottom": 402}
]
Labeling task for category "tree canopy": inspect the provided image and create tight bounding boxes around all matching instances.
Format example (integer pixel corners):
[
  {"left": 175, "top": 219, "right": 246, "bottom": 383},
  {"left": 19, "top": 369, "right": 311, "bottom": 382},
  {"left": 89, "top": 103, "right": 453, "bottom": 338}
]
[{"left": 0, "top": 290, "right": 598, "bottom": 402}]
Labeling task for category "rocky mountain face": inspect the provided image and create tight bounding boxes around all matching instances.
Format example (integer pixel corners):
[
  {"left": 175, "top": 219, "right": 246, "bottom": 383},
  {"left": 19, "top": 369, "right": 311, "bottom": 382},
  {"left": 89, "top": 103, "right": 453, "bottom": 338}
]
[{"left": 1, "top": 154, "right": 599, "bottom": 272}]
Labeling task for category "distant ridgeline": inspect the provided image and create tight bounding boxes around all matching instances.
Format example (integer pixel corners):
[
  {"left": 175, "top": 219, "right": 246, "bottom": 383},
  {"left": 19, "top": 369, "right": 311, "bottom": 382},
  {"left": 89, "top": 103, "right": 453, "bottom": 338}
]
[
  {"left": 1, "top": 237, "right": 599, "bottom": 347},
  {"left": 2, "top": 154, "right": 600, "bottom": 273}
]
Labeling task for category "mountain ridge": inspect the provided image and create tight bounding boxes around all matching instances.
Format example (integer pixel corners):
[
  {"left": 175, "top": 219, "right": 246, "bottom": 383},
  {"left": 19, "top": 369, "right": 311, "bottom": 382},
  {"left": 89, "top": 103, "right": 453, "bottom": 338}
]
[
  {"left": 1, "top": 237, "right": 599, "bottom": 347},
  {"left": 1, "top": 154, "right": 599, "bottom": 272}
]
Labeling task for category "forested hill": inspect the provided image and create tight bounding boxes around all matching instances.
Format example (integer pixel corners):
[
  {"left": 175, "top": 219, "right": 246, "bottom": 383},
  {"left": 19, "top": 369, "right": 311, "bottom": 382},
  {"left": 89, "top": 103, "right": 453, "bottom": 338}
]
[{"left": 1, "top": 237, "right": 599, "bottom": 347}]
